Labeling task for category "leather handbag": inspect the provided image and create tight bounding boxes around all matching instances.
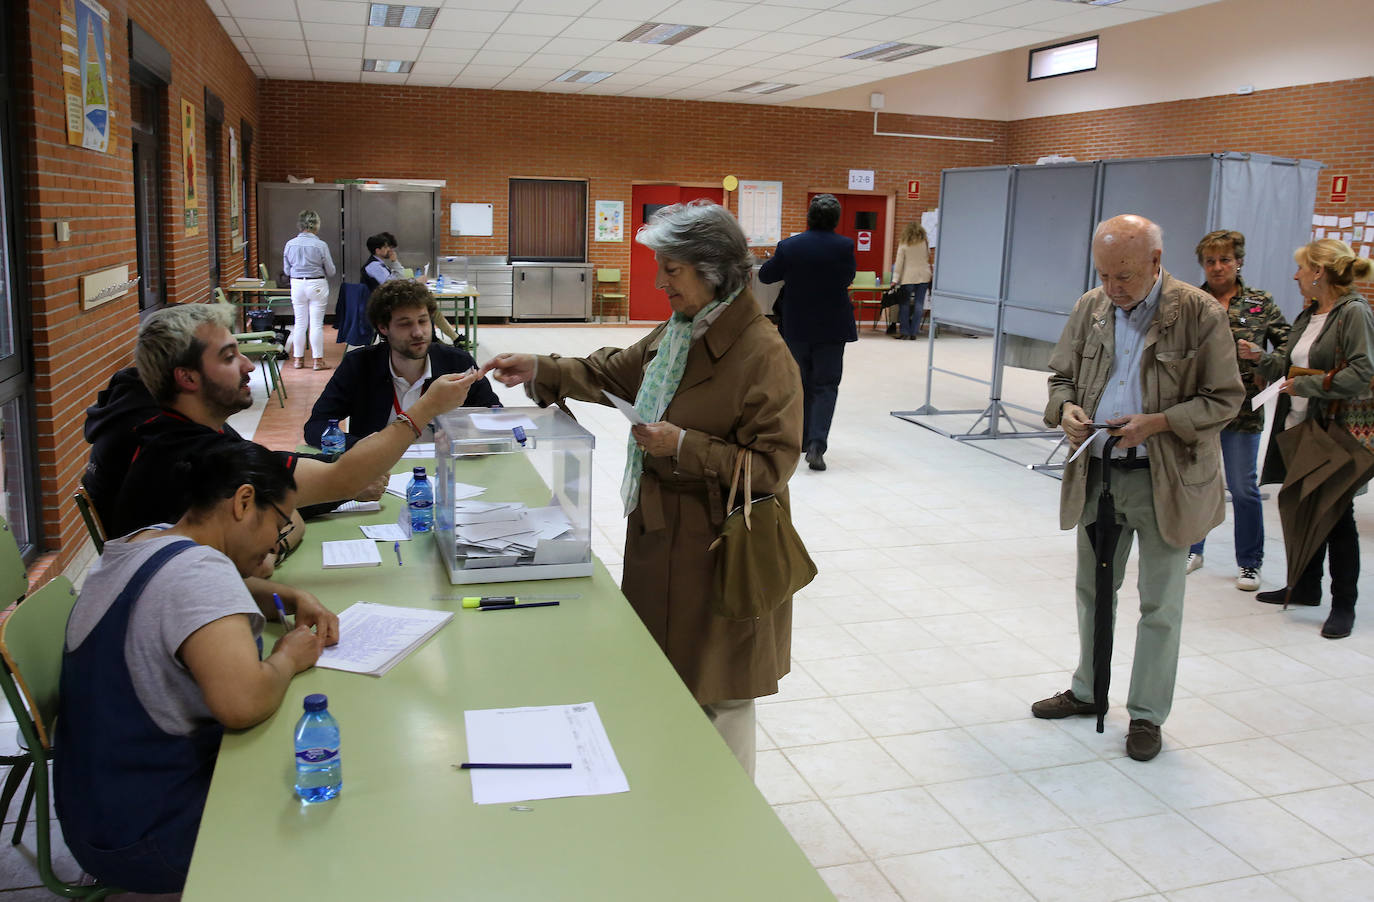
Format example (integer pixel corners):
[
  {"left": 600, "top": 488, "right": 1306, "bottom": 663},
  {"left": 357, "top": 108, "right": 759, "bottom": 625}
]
[
  {"left": 708, "top": 449, "right": 817, "bottom": 621},
  {"left": 881, "top": 284, "right": 903, "bottom": 309}
]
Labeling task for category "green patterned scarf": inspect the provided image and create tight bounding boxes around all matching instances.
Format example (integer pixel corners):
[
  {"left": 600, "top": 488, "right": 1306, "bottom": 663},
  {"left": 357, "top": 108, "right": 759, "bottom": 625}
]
[{"left": 620, "top": 289, "right": 740, "bottom": 515}]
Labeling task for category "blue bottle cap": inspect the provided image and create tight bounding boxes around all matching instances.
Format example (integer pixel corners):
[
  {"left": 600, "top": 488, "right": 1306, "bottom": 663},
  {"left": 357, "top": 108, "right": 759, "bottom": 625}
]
[
  {"left": 328, "top": 418, "right": 338, "bottom": 426},
  {"left": 412, "top": 466, "right": 426, "bottom": 478},
  {"left": 303, "top": 693, "right": 328, "bottom": 712}
]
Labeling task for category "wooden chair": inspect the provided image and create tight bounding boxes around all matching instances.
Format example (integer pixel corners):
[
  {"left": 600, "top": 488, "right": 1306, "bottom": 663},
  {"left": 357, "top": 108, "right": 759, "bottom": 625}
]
[
  {"left": 0, "top": 575, "right": 116, "bottom": 897},
  {"left": 593, "top": 268, "right": 627, "bottom": 323},
  {"left": 72, "top": 485, "right": 106, "bottom": 554}
]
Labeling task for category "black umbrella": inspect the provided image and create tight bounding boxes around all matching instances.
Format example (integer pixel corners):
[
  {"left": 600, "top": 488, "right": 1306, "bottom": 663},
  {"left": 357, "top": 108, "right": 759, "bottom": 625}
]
[{"left": 1084, "top": 435, "right": 1125, "bottom": 733}]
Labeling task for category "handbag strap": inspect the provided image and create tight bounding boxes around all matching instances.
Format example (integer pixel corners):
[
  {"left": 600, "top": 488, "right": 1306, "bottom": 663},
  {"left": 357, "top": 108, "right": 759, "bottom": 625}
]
[{"left": 723, "top": 448, "right": 754, "bottom": 530}]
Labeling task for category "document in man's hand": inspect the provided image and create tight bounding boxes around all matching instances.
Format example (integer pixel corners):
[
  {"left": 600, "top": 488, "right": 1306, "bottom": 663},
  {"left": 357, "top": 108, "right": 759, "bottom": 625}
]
[{"left": 316, "top": 602, "right": 454, "bottom": 676}]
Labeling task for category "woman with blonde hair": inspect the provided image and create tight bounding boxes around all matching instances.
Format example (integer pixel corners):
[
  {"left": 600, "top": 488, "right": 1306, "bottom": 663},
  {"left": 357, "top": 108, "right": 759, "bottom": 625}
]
[
  {"left": 1241, "top": 238, "right": 1374, "bottom": 638},
  {"left": 891, "top": 220, "right": 932, "bottom": 340},
  {"left": 282, "top": 209, "right": 336, "bottom": 370}
]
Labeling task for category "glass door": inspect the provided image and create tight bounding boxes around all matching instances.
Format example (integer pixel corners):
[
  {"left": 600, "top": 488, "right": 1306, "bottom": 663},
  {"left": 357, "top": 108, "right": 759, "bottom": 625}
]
[{"left": 130, "top": 76, "right": 165, "bottom": 310}]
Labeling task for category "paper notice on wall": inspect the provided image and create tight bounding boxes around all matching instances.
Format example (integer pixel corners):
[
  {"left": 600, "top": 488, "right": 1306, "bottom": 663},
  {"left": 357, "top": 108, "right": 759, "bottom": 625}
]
[
  {"left": 1339, "top": 216, "right": 1354, "bottom": 229},
  {"left": 921, "top": 210, "right": 939, "bottom": 248}
]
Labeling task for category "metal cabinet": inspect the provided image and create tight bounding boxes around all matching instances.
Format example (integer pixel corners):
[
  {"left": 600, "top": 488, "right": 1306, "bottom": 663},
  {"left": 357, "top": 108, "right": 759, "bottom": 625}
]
[{"left": 512, "top": 264, "right": 592, "bottom": 321}]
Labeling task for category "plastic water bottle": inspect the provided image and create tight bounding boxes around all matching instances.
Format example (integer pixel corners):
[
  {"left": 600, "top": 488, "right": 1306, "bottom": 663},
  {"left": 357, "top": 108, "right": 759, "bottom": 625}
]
[
  {"left": 407, "top": 466, "right": 434, "bottom": 533},
  {"left": 293, "top": 694, "right": 341, "bottom": 803},
  {"left": 436, "top": 273, "right": 446, "bottom": 290},
  {"left": 320, "top": 419, "right": 345, "bottom": 458}
]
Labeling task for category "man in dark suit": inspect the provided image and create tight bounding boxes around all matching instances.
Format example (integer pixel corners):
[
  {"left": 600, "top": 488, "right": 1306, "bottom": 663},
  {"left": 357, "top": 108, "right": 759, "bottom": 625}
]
[
  {"left": 304, "top": 279, "right": 501, "bottom": 450},
  {"left": 758, "top": 194, "right": 857, "bottom": 471}
]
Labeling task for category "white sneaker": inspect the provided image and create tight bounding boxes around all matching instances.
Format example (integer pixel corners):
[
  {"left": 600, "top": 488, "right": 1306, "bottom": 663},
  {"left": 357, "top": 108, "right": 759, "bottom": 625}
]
[
  {"left": 1236, "top": 566, "right": 1261, "bottom": 591},
  {"left": 1186, "top": 552, "right": 1203, "bottom": 574}
]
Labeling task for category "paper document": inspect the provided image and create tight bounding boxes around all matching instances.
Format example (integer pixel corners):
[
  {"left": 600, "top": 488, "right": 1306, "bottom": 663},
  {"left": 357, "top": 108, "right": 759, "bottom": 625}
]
[
  {"left": 463, "top": 702, "right": 629, "bottom": 805},
  {"left": 401, "top": 442, "right": 436, "bottom": 459},
  {"left": 469, "top": 412, "right": 538, "bottom": 432},
  {"left": 360, "top": 523, "right": 409, "bottom": 542},
  {"left": 317, "top": 602, "right": 453, "bottom": 677},
  {"left": 332, "top": 500, "right": 382, "bottom": 513},
  {"left": 1251, "top": 379, "right": 1284, "bottom": 410},
  {"left": 321, "top": 539, "right": 383, "bottom": 569},
  {"left": 601, "top": 390, "right": 645, "bottom": 426}
]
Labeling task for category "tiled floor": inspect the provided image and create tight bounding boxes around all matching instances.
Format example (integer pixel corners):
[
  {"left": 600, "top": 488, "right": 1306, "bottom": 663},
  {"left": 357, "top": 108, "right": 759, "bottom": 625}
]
[{"left": 9, "top": 321, "right": 1374, "bottom": 900}]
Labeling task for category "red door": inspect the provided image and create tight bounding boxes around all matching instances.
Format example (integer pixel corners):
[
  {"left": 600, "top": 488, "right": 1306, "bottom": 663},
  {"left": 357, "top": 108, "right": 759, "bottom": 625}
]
[
  {"left": 809, "top": 191, "right": 888, "bottom": 280},
  {"left": 629, "top": 184, "right": 725, "bottom": 321}
]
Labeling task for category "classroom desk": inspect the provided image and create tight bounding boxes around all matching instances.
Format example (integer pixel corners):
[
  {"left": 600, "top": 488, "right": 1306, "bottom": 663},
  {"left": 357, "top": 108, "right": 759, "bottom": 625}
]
[
  {"left": 848, "top": 280, "right": 893, "bottom": 331},
  {"left": 223, "top": 280, "right": 288, "bottom": 330},
  {"left": 429, "top": 283, "right": 479, "bottom": 352},
  {"left": 182, "top": 461, "right": 829, "bottom": 901}
]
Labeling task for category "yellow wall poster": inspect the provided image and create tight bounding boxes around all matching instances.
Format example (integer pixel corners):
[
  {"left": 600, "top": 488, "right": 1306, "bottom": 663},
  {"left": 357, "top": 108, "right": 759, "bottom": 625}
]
[
  {"left": 60, "top": 0, "right": 114, "bottom": 152},
  {"left": 181, "top": 99, "right": 199, "bottom": 236}
]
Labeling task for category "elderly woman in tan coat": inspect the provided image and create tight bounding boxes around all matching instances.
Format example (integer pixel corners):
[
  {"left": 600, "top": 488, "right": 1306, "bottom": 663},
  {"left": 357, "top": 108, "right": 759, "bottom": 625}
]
[{"left": 484, "top": 202, "right": 804, "bottom": 775}]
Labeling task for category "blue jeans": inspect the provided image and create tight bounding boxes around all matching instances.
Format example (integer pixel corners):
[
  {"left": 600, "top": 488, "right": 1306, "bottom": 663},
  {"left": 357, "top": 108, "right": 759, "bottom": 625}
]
[
  {"left": 1190, "top": 430, "right": 1263, "bottom": 569},
  {"left": 899, "top": 283, "right": 928, "bottom": 337}
]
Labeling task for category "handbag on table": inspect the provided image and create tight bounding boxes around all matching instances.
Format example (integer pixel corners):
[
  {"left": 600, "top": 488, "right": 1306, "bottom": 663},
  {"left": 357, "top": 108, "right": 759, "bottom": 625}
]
[{"left": 708, "top": 449, "right": 817, "bottom": 621}]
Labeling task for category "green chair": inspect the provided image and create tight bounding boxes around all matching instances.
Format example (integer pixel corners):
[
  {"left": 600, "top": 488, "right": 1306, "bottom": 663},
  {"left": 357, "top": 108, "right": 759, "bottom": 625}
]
[
  {"left": 593, "top": 268, "right": 627, "bottom": 323},
  {"left": 236, "top": 334, "right": 288, "bottom": 408},
  {"left": 0, "top": 576, "right": 117, "bottom": 898},
  {"left": 72, "top": 487, "right": 105, "bottom": 555}
]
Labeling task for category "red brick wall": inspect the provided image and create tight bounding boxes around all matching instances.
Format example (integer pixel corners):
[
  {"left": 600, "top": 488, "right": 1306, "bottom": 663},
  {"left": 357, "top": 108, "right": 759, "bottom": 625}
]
[
  {"left": 256, "top": 80, "right": 1006, "bottom": 282},
  {"left": 12, "top": 0, "right": 257, "bottom": 570},
  {"left": 1009, "top": 78, "right": 1374, "bottom": 293}
]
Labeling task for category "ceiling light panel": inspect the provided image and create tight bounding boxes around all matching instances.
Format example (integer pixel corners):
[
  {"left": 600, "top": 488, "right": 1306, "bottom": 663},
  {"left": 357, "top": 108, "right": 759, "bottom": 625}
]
[
  {"left": 619, "top": 22, "right": 708, "bottom": 45},
  {"left": 732, "top": 81, "right": 797, "bottom": 94},
  {"left": 361, "top": 58, "right": 414, "bottom": 72},
  {"left": 367, "top": 5, "right": 438, "bottom": 28}
]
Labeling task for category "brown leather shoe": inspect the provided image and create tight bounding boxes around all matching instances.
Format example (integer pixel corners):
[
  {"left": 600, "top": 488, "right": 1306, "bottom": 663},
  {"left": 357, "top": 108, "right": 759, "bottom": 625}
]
[
  {"left": 292, "top": 357, "right": 304, "bottom": 369},
  {"left": 312, "top": 358, "right": 331, "bottom": 371},
  {"left": 1031, "top": 690, "right": 1096, "bottom": 719},
  {"left": 1126, "top": 719, "right": 1161, "bottom": 761}
]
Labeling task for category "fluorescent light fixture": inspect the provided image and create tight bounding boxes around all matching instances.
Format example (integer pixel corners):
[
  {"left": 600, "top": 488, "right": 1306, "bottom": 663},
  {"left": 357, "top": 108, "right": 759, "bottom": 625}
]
[
  {"left": 731, "top": 82, "right": 797, "bottom": 95},
  {"left": 1027, "top": 35, "right": 1098, "bottom": 80},
  {"left": 555, "top": 70, "right": 615, "bottom": 84},
  {"left": 361, "top": 59, "right": 415, "bottom": 73},
  {"left": 843, "top": 42, "right": 941, "bottom": 62},
  {"left": 368, "top": 4, "right": 439, "bottom": 28},
  {"left": 619, "top": 22, "right": 707, "bottom": 45}
]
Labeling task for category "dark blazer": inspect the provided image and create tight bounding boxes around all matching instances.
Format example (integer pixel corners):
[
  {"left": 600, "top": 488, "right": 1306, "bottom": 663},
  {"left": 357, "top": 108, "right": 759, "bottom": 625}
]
[
  {"left": 759, "top": 229, "right": 858, "bottom": 344},
  {"left": 304, "top": 342, "right": 501, "bottom": 449}
]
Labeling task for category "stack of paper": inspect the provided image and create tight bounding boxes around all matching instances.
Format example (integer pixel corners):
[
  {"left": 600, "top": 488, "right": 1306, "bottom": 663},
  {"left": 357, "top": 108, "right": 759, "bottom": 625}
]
[
  {"left": 452, "top": 500, "right": 574, "bottom": 567},
  {"left": 385, "top": 473, "right": 484, "bottom": 501},
  {"left": 462, "top": 702, "right": 629, "bottom": 805},
  {"left": 316, "top": 602, "right": 453, "bottom": 676},
  {"left": 332, "top": 499, "right": 382, "bottom": 513}
]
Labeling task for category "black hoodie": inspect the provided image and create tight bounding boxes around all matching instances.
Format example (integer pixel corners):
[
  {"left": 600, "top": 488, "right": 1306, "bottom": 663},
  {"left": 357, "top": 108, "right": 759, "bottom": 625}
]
[{"left": 82, "top": 367, "right": 164, "bottom": 526}]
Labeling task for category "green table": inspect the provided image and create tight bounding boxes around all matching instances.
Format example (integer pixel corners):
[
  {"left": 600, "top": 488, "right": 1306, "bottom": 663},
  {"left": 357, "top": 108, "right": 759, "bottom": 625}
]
[
  {"left": 182, "top": 465, "right": 830, "bottom": 901},
  {"left": 430, "top": 285, "right": 479, "bottom": 352}
]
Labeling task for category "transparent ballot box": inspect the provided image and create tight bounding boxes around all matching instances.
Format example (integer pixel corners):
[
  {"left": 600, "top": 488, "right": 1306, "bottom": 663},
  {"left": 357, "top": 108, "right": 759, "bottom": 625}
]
[{"left": 432, "top": 406, "right": 595, "bottom": 584}]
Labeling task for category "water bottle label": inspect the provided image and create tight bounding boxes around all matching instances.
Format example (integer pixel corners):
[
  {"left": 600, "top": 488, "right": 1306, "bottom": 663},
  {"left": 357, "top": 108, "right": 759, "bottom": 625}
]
[
  {"left": 296, "top": 746, "right": 339, "bottom": 764},
  {"left": 410, "top": 500, "right": 433, "bottom": 511}
]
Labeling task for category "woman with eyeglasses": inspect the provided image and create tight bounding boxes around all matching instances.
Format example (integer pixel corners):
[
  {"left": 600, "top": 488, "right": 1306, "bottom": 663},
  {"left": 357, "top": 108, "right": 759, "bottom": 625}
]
[{"left": 56, "top": 440, "right": 337, "bottom": 894}]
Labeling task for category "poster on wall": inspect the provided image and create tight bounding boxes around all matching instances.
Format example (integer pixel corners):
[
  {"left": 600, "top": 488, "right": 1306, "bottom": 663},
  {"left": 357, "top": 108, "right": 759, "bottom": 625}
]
[
  {"left": 60, "top": 0, "right": 114, "bottom": 152},
  {"left": 594, "top": 200, "right": 624, "bottom": 242},
  {"left": 228, "top": 127, "right": 242, "bottom": 249},
  {"left": 738, "top": 180, "right": 782, "bottom": 247},
  {"left": 181, "top": 99, "right": 199, "bottom": 236}
]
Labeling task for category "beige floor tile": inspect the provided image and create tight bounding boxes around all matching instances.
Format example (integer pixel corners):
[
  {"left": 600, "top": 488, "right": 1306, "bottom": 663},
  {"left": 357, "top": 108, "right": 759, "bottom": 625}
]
[
  {"left": 1273, "top": 785, "right": 1374, "bottom": 856},
  {"left": 1185, "top": 798, "right": 1348, "bottom": 871},
  {"left": 771, "top": 801, "right": 865, "bottom": 869},
  {"left": 1095, "top": 813, "right": 1255, "bottom": 892},
  {"left": 1164, "top": 875, "right": 1302, "bottom": 901},
  {"left": 878, "top": 845, "right": 1033, "bottom": 902},
  {"left": 1194, "top": 737, "right": 1342, "bottom": 796},
  {"left": 834, "top": 688, "right": 956, "bottom": 737},
  {"left": 879, "top": 728, "right": 1008, "bottom": 785},
  {"left": 756, "top": 697, "right": 868, "bottom": 747},
  {"left": 986, "top": 828, "right": 1152, "bottom": 902},
  {"left": 1267, "top": 859, "right": 1374, "bottom": 902},
  {"left": 1021, "top": 760, "right": 1167, "bottom": 825},
  {"left": 827, "top": 787, "right": 972, "bottom": 858},
  {"left": 926, "top": 773, "right": 1074, "bottom": 841},
  {"left": 817, "top": 862, "right": 902, "bottom": 902},
  {"left": 784, "top": 739, "right": 915, "bottom": 798}
]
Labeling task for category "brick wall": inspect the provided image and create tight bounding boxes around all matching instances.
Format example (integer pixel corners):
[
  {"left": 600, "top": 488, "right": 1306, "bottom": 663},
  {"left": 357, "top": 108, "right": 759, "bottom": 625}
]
[
  {"left": 12, "top": 0, "right": 257, "bottom": 571},
  {"left": 1009, "top": 78, "right": 1374, "bottom": 293},
  {"left": 257, "top": 80, "right": 1007, "bottom": 284}
]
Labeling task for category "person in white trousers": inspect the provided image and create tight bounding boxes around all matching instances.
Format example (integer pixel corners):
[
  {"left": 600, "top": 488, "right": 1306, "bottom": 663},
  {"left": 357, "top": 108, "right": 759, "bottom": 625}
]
[{"left": 281, "top": 209, "right": 336, "bottom": 370}]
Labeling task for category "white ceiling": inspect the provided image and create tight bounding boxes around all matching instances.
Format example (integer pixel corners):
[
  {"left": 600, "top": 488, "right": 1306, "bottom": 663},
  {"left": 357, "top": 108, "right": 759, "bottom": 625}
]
[{"left": 209, "top": 0, "right": 1221, "bottom": 105}]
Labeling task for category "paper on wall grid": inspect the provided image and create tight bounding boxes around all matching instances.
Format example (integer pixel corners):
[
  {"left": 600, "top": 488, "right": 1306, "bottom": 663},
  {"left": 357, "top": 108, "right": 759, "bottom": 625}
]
[
  {"left": 315, "top": 602, "right": 453, "bottom": 677},
  {"left": 463, "top": 702, "right": 629, "bottom": 805}
]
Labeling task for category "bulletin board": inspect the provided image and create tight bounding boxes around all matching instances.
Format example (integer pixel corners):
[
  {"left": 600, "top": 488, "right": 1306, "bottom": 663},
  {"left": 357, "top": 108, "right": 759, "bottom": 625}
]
[{"left": 737, "top": 180, "right": 782, "bottom": 247}]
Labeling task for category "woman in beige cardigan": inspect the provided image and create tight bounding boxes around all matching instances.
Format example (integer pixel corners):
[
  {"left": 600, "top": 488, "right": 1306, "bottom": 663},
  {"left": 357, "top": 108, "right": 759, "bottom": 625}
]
[
  {"left": 891, "top": 221, "right": 932, "bottom": 340},
  {"left": 1241, "top": 238, "right": 1374, "bottom": 638}
]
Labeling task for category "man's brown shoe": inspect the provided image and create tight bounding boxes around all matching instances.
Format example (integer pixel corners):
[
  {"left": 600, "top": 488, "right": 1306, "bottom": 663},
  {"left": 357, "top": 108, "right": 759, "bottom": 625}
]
[
  {"left": 1126, "top": 719, "right": 1161, "bottom": 761},
  {"left": 1031, "top": 690, "right": 1096, "bottom": 719}
]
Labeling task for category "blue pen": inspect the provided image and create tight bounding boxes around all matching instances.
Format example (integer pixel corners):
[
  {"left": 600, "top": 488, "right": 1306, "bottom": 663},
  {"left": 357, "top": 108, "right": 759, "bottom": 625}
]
[
  {"left": 512, "top": 425, "right": 527, "bottom": 446},
  {"left": 394, "top": 541, "right": 403, "bottom": 566},
  {"left": 272, "top": 593, "right": 293, "bottom": 631}
]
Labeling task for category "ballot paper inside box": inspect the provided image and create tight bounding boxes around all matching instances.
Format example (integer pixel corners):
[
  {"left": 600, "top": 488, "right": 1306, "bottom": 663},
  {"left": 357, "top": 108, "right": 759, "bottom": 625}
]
[{"left": 433, "top": 407, "right": 595, "bottom": 584}]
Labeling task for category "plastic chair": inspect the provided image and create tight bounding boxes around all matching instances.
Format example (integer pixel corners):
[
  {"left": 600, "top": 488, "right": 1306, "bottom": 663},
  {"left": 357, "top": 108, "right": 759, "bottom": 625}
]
[
  {"left": 593, "top": 269, "right": 627, "bottom": 323},
  {"left": 72, "top": 487, "right": 105, "bottom": 555},
  {"left": 258, "top": 263, "right": 271, "bottom": 284},
  {"left": 0, "top": 575, "right": 117, "bottom": 898},
  {"left": 235, "top": 334, "right": 289, "bottom": 408},
  {"left": 848, "top": 271, "right": 886, "bottom": 331}
]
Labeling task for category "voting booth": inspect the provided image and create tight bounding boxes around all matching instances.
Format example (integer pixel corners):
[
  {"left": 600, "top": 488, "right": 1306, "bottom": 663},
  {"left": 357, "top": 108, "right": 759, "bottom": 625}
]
[{"left": 433, "top": 406, "right": 595, "bottom": 584}]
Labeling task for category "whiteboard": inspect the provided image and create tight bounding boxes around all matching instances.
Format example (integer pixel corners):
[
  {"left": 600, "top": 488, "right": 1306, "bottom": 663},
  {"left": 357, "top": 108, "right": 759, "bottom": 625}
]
[{"left": 450, "top": 202, "right": 494, "bottom": 236}]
